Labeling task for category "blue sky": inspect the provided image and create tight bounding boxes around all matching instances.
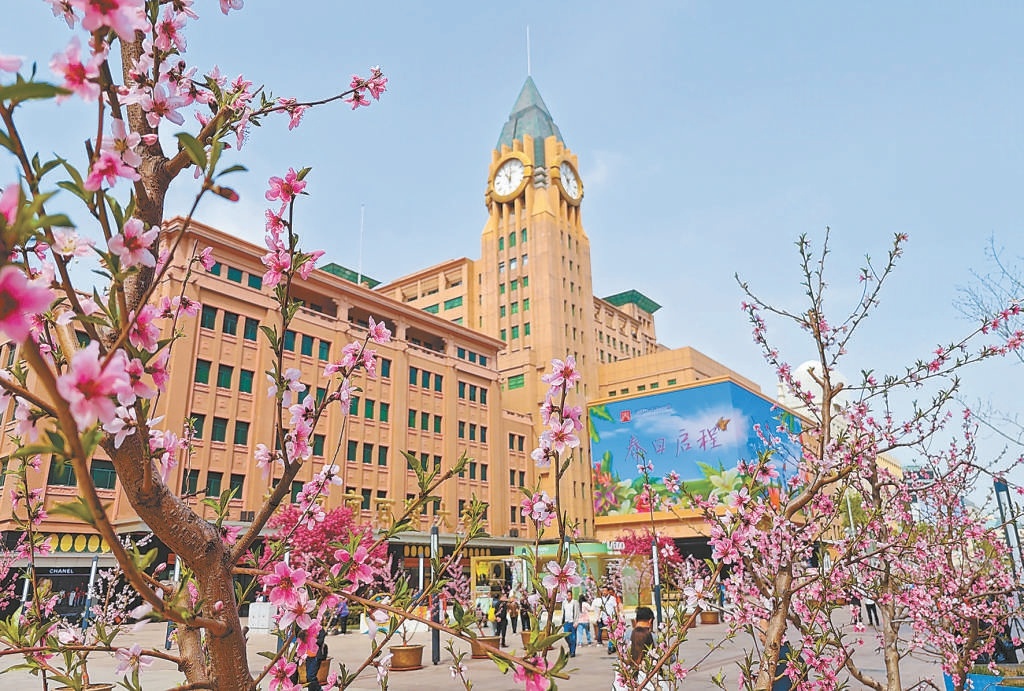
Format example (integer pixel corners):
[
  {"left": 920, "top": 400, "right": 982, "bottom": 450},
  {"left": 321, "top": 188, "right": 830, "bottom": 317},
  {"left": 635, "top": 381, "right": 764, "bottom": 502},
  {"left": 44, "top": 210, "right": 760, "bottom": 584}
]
[{"left": 3, "top": 2, "right": 1023, "bottom": 468}]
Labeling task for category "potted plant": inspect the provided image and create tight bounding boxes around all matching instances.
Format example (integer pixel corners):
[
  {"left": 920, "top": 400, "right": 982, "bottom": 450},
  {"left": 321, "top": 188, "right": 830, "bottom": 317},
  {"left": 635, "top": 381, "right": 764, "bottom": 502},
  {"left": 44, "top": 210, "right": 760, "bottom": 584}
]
[{"left": 388, "top": 615, "right": 425, "bottom": 671}]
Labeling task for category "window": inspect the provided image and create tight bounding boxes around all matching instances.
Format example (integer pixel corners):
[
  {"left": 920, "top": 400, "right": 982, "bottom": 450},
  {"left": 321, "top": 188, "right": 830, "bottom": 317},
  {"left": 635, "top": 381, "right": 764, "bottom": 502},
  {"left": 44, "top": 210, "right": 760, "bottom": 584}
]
[
  {"left": 239, "top": 369, "right": 254, "bottom": 394},
  {"left": 668, "top": 378, "right": 677, "bottom": 386},
  {"left": 216, "top": 364, "right": 233, "bottom": 388},
  {"left": 47, "top": 458, "right": 76, "bottom": 486},
  {"left": 380, "top": 358, "right": 391, "bottom": 378},
  {"left": 291, "top": 481, "right": 303, "bottom": 503},
  {"left": 469, "top": 424, "right": 477, "bottom": 441},
  {"left": 481, "top": 464, "right": 488, "bottom": 481},
  {"left": 480, "top": 426, "right": 487, "bottom": 443},
  {"left": 433, "top": 415, "right": 442, "bottom": 433},
  {"left": 182, "top": 469, "right": 199, "bottom": 495},
  {"left": 90, "top": 460, "right": 117, "bottom": 490},
  {"left": 424, "top": 303, "right": 439, "bottom": 314},
  {"left": 380, "top": 402, "right": 389, "bottom": 422},
  {"left": 191, "top": 413, "right": 206, "bottom": 440},
  {"left": 226, "top": 266, "right": 243, "bottom": 283},
  {"left": 510, "top": 257, "right": 517, "bottom": 271},
  {"left": 208, "top": 261, "right": 222, "bottom": 276},
  {"left": 524, "top": 322, "right": 531, "bottom": 336},
  {"left": 500, "top": 305, "right": 506, "bottom": 318},
  {"left": 246, "top": 273, "right": 262, "bottom": 289},
  {"left": 349, "top": 396, "right": 359, "bottom": 415},
  {"left": 194, "top": 359, "right": 211, "bottom": 384},
  {"left": 316, "top": 387, "right": 326, "bottom": 404},
  {"left": 206, "top": 471, "right": 223, "bottom": 497},
  {"left": 211, "top": 417, "right": 228, "bottom": 442},
  {"left": 283, "top": 330, "right": 296, "bottom": 351},
  {"left": 509, "top": 434, "right": 516, "bottom": 450},
  {"left": 458, "top": 381, "right": 466, "bottom": 398},
  {"left": 362, "top": 443, "right": 374, "bottom": 464},
  {"left": 508, "top": 373, "right": 525, "bottom": 390},
  {"left": 444, "top": 296, "right": 463, "bottom": 310},
  {"left": 638, "top": 384, "right": 646, "bottom": 392},
  {"left": 457, "top": 347, "right": 466, "bottom": 358},
  {"left": 233, "top": 421, "right": 250, "bottom": 445},
  {"left": 378, "top": 446, "right": 388, "bottom": 466},
  {"left": 480, "top": 355, "right": 487, "bottom": 367},
  {"left": 409, "top": 366, "right": 418, "bottom": 384},
  {"left": 230, "top": 473, "right": 244, "bottom": 498},
  {"left": 498, "top": 236, "right": 504, "bottom": 250},
  {"left": 434, "top": 374, "right": 443, "bottom": 392},
  {"left": 420, "top": 411, "right": 429, "bottom": 431},
  {"left": 347, "top": 440, "right": 358, "bottom": 461},
  {"left": 510, "top": 279, "right": 518, "bottom": 291},
  {"left": 650, "top": 382, "right": 659, "bottom": 390},
  {"left": 522, "top": 253, "right": 528, "bottom": 266},
  {"left": 318, "top": 339, "right": 330, "bottom": 360},
  {"left": 200, "top": 305, "right": 217, "bottom": 329},
  {"left": 511, "top": 302, "right": 518, "bottom": 314},
  {"left": 222, "top": 311, "right": 238, "bottom": 335},
  {"left": 301, "top": 334, "right": 314, "bottom": 356},
  {"left": 511, "top": 325, "right": 519, "bottom": 339},
  {"left": 243, "top": 317, "right": 259, "bottom": 341},
  {"left": 500, "top": 329, "right": 507, "bottom": 341},
  {"left": 421, "top": 370, "right": 430, "bottom": 388},
  {"left": 522, "top": 276, "right": 529, "bottom": 287},
  {"left": 458, "top": 421, "right": 465, "bottom": 438},
  {"left": 313, "top": 434, "right": 325, "bottom": 456},
  {"left": 519, "top": 470, "right": 525, "bottom": 484},
  {"left": 469, "top": 462, "right": 477, "bottom": 480},
  {"left": 521, "top": 228, "right": 527, "bottom": 243},
  {"left": 498, "top": 262, "right": 505, "bottom": 274},
  {"left": 509, "top": 231, "right": 516, "bottom": 247},
  {"left": 408, "top": 409, "right": 417, "bottom": 428},
  {"left": 469, "top": 385, "right": 477, "bottom": 402},
  {"left": 499, "top": 283, "right": 505, "bottom": 295},
  {"left": 364, "top": 399, "right": 375, "bottom": 419}
]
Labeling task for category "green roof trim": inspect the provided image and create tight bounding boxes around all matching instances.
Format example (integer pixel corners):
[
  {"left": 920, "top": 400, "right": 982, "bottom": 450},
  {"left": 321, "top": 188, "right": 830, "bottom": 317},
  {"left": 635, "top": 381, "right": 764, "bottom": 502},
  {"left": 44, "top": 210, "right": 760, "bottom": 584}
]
[
  {"left": 497, "top": 77, "right": 564, "bottom": 167},
  {"left": 321, "top": 262, "right": 380, "bottom": 288},
  {"left": 603, "top": 289, "right": 662, "bottom": 314}
]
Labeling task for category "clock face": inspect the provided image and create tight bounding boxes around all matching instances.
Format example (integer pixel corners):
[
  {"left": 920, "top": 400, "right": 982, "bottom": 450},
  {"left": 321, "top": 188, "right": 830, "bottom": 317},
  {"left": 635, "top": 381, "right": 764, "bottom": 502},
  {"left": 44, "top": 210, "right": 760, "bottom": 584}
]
[
  {"left": 493, "top": 158, "right": 525, "bottom": 197},
  {"left": 559, "top": 161, "right": 580, "bottom": 200}
]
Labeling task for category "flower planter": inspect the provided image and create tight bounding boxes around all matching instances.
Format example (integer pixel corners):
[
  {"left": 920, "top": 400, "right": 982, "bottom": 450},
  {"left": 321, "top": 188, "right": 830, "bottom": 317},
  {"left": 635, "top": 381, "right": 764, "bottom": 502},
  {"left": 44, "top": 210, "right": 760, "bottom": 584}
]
[
  {"left": 471, "top": 635, "right": 501, "bottom": 659},
  {"left": 521, "top": 630, "right": 532, "bottom": 647},
  {"left": 297, "top": 657, "right": 332, "bottom": 685},
  {"left": 389, "top": 644, "right": 424, "bottom": 671},
  {"left": 699, "top": 610, "right": 720, "bottom": 625}
]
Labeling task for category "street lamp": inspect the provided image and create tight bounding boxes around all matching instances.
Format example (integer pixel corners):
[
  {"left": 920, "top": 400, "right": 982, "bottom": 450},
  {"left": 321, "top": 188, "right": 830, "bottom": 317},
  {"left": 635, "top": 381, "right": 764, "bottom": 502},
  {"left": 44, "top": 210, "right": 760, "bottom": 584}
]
[{"left": 651, "top": 537, "right": 663, "bottom": 626}]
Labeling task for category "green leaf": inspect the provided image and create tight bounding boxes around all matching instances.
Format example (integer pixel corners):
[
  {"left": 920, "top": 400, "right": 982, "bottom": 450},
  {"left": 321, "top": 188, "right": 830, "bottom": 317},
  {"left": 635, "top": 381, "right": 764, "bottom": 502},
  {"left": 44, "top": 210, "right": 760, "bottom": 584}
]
[
  {"left": 50, "top": 497, "right": 97, "bottom": 527},
  {"left": 216, "top": 164, "right": 248, "bottom": 178},
  {"left": 175, "top": 132, "right": 208, "bottom": 169},
  {"left": 0, "top": 81, "right": 71, "bottom": 102}
]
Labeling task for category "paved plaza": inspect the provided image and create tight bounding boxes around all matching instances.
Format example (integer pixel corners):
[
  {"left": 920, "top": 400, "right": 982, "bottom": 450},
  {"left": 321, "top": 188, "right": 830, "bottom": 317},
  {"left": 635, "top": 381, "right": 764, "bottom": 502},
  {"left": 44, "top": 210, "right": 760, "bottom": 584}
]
[{"left": 0, "top": 617, "right": 943, "bottom": 690}]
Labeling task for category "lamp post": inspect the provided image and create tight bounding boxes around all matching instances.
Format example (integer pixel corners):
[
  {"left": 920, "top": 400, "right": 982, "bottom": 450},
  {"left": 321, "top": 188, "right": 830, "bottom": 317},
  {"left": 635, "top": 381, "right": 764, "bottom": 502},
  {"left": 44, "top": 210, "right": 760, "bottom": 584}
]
[
  {"left": 651, "top": 537, "right": 663, "bottom": 626},
  {"left": 430, "top": 525, "right": 440, "bottom": 665},
  {"left": 81, "top": 555, "right": 99, "bottom": 632}
]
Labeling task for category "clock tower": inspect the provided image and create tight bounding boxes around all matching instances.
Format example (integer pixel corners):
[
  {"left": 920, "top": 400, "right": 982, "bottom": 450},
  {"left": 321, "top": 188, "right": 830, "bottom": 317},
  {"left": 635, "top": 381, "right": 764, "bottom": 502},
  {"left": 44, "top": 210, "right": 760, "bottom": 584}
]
[{"left": 479, "top": 77, "right": 597, "bottom": 537}]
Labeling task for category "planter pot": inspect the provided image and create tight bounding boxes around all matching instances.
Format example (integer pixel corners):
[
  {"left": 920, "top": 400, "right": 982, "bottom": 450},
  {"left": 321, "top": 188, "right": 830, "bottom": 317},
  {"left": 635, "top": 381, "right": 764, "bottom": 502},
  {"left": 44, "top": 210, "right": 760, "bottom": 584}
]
[
  {"left": 471, "top": 635, "right": 501, "bottom": 659},
  {"left": 297, "top": 657, "right": 332, "bottom": 685},
  {"left": 521, "top": 630, "right": 532, "bottom": 647},
  {"left": 699, "top": 611, "right": 721, "bottom": 625},
  {"left": 389, "top": 644, "right": 424, "bottom": 671}
]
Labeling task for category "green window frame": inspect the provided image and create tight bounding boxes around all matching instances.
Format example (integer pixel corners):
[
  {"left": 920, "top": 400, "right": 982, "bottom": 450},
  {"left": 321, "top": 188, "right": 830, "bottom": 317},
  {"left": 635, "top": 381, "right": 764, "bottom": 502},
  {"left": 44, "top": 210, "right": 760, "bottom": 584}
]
[
  {"left": 349, "top": 396, "right": 359, "bottom": 416},
  {"left": 469, "top": 462, "right": 477, "bottom": 480},
  {"left": 222, "top": 311, "right": 238, "bottom": 335},
  {"left": 457, "top": 347, "right": 466, "bottom": 358},
  {"left": 500, "top": 329, "right": 506, "bottom": 341},
  {"left": 469, "top": 424, "right": 476, "bottom": 441},
  {"left": 521, "top": 228, "right": 527, "bottom": 243},
  {"left": 291, "top": 481, "right": 303, "bottom": 503},
  {"left": 420, "top": 411, "right": 429, "bottom": 431},
  {"left": 208, "top": 261, "right": 222, "bottom": 276},
  {"left": 216, "top": 365, "right": 233, "bottom": 388},
  {"left": 362, "top": 443, "right": 373, "bottom": 464},
  {"left": 182, "top": 469, "right": 199, "bottom": 495},
  {"left": 434, "top": 374, "right": 443, "bottom": 392},
  {"left": 498, "top": 236, "right": 504, "bottom": 250},
  {"left": 668, "top": 378, "right": 677, "bottom": 386},
  {"left": 301, "top": 334, "right": 314, "bottom": 356},
  {"left": 524, "top": 322, "right": 531, "bottom": 336},
  {"left": 523, "top": 297, "right": 530, "bottom": 311},
  {"left": 444, "top": 296, "right": 463, "bottom": 310},
  {"left": 200, "top": 305, "right": 217, "bottom": 329},
  {"left": 378, "top": 446, "right": 388, "bottom": 466},
  {"left": 499, "top": 283, "right": 505, "bottom": 295},
  {"left": 480, "top": 388, "right": 488, "bottom": 405},
  {"left": 283, "top": 330, "right": 296, "bottom": 351},
  {"left": 458, "top": 381, "right": 466, "bottom": 398},
  {"left": 458, "top": 421, "right": 465, "bottom": 438},
  {"left": 247, "top": 273, "right": 263, "bottom": 290},
  {"left": 230, "top": 473, "right": 244, "bottom": 498},
  {"left": 206, "top": 471, "right": 223, "bottom": 497},
  {"left": 347, "top": 440, "right": 358, "bottom": 461},
  {"left": 239, "top": 369, "right": 254, "bottom": 394},
  {"left": 424, "top": 303, "right": 439, "bottom": 314},
  {"left": 481, "top": 464, "right": 488, "bottom": 481},
  {"left": 243, "top": 317, "right": 259, "bottom": 341},
  {"left": 364, "top": 399, "right": 375, "bottom": 419},
  {"left": 510, "top": 279, "right": 518, "bottom": 291},
  {"left": 226, "top": 266, "right": 243, "bottom": 283},
  {"left": 318, "top": 340, "right": 330, "bottom": 360},
  {"left": 380, "top": 358, "right": 391, "bottom": 378},
  {"left": 420, "top": 370, "right": 430, "bottom": 388},
  {"left": 408, "top": 409, "right": 417, "bottom": 428},
  {"left": 211, "top": 417, "right": 228, "bottom": 443},
  {"left": 511, "top": 302, "right": 518, "bottom": 314},
  {"left": 509, "top": 231, "right": 516, "bottom": 247},
  {"left": 480, "top": 426, "right": 488, "bottom": 443},
  {"left": 316, "top": 387, "right": 326, "bottom": 405},
  {"left": 508, "top": 373, "right": 525, "bottom": 390},
  {"left": 469, "top": 385, "right": 477, "bottom": 402},
  {"left": 379, "top": 402, "right": 390, "bottom": 422},
  {"left": 194, "top": 359, "right": 211, "bottom": 384},
  {"left": 233, "top": 421, "right": 249, "bottom": 445},
  {"left": 433, "top": 415, "right": 442, "bottom": 433},
  {"left": 409, "top": 366, "right": 418, "bottom": 384},
  {"left": 191, "top": 414, "right": 205, "bottom": 440},
  {"left": 90, "top": 460, "right": 117, "bottom": 490},
  {"left": 500, "top": 305, "right": 506, "bottom": 318},
  {"left": 511, "top": 325, "right": 519, "bottom": 339},
  {"left": 312, "top": 434, "right": 325, "bottom": 456},
  {"left": 47, "top": 459, "right": 76, "bottom": 486},
  {"left": 522, "top": 275, "right": 529, "bottom": 287}
]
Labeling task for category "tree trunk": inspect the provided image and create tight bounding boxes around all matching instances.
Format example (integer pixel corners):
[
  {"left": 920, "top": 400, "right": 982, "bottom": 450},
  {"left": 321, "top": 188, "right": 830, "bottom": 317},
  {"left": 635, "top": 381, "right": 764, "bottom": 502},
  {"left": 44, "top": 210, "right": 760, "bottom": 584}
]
[{"left": 754, "top": 569, "right": 794, "bottom": 691}]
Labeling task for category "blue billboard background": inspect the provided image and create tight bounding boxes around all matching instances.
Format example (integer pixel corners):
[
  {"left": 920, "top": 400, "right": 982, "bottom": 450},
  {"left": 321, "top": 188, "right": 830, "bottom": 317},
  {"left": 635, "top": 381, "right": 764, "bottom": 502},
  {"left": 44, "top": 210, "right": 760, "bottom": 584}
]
[{"left": 589, "top": 380, "right": 803, "bottom": 516}]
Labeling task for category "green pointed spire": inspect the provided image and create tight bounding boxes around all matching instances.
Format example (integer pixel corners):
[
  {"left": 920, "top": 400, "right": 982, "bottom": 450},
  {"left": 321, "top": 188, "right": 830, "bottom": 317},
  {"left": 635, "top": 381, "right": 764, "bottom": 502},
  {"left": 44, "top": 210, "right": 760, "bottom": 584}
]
[{"left": 497, "top": 77, "right": 564, "bottom": 167}]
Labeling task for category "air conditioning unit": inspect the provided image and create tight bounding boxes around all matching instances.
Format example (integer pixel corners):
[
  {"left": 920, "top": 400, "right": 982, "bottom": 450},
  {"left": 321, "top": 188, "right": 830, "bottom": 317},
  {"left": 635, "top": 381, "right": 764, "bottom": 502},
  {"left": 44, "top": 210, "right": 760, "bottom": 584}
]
[
  {"left": 240, "top": 510, "right": 256, "bottom": 522},
  {"left": 508, "top": 528, "right": 519, "bottom": 538}
]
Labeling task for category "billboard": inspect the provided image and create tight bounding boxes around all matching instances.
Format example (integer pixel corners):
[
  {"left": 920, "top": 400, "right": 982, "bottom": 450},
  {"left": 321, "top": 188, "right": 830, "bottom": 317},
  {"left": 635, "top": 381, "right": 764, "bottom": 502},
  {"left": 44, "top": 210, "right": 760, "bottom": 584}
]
[{"left": 589, "top": 379, "right": 803, "bottom": 517}]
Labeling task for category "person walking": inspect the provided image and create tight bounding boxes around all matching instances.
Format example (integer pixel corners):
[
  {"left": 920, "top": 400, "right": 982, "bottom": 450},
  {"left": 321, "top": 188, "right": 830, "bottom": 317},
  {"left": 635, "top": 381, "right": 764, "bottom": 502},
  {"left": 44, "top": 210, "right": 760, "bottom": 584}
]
[
  {"left": 508, "top": 595, "right": 520, "bottom": 634},
  {"left": 577, "top": 594, "right": 593, "bottom": 646},
  {"left": 562, "top": 593, "right": 580, "bottom": 657},
  {"left": 600, "top": 586, "right": 620, "bottom": 654},
  {"left": 864, "top": 594, "right": 879, "bottom": 627},
  {"left": 519, "top": 594, "right": 531, "bottom": 632},
  {"left": 495, "top": 593, "right": 509, "bottom": 647}
]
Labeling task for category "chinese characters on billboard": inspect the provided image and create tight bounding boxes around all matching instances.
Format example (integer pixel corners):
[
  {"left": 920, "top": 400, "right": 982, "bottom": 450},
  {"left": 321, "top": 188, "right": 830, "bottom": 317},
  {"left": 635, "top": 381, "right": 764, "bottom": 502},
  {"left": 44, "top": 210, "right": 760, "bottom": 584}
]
[{"left": 589, "top": 380, "right": 803, "bottom": 516}]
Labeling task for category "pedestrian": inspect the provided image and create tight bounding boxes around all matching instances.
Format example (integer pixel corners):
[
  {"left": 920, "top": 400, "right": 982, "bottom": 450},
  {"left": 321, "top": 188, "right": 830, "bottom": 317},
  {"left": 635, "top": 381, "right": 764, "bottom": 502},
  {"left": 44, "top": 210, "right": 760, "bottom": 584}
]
[
  {"left": 864, "top": 594, "right": 879, "bottom": 627},
  {"left": 599, "top": 586, "right": 620, "bottom": 654},
  {"left": 508, "top": 594, "right": 520, "bottom": 634},
  {"left": 562, "top": 592, "right": 580, "bottom": 657},
  {"left": 520, "top": 594, "right": 531, "bottom": 632},
  {"left": 335, "top": 598, "right": 349, "bottom": 634},
  {"left": 592, "top": 590, "right": 605, "bottom": 644},
  {"left": 304, "top": 626, "right": 329, "bottom": 691},
  {"left": 613, "top": 606, "right": 657, "bottom": 691},
  {"left": 494, "top": 594, "right": 509, "bottom": 647},
  {"left": 848, "top": 590, "right": 861, "bottom": 625},
  {"left": 577, "top": 593, "right": 593, "bottom": 646}
]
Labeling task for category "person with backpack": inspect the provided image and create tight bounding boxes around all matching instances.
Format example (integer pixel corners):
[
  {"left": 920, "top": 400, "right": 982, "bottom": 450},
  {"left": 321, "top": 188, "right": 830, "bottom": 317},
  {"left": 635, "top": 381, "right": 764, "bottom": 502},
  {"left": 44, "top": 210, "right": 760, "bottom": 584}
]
[{"left": 335, "top": 598, "right": 349, "bottom": 635}]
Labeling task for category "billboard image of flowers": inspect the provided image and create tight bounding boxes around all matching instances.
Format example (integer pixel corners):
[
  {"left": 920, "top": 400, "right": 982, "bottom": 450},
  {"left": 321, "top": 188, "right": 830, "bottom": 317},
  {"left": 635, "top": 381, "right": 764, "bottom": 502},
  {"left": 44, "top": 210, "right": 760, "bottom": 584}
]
[{"left": 589, "top": 379, "right": 803, "bottom": 516}]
